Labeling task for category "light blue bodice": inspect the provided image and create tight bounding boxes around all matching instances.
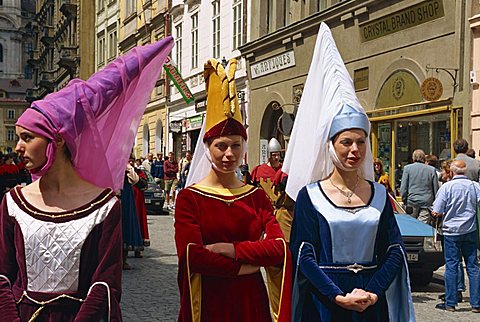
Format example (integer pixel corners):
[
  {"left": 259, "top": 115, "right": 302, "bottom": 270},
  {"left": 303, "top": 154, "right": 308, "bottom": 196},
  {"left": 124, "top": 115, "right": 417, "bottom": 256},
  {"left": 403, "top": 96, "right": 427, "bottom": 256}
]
[{"left": 306, "top": 181, "right": 386, "bottom": 264}]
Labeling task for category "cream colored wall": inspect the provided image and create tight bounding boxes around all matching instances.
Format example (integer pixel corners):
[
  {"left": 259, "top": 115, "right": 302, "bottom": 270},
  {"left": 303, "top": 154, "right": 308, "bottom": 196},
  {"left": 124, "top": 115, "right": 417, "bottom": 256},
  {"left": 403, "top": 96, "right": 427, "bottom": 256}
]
[
  {"left": 470, "top": 15, "right": 480, "bottom": 152},
  {"left": 79, "top": 0, "right": 96, "bottom": 80},
  {"left": 245, "top": 0, "right": 472, "bottom": 165}
]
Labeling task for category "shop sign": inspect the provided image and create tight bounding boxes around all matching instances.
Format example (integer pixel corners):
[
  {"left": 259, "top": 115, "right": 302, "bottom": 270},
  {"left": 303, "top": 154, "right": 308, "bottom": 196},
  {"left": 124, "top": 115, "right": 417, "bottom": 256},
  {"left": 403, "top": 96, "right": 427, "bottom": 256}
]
[
  {"left": 164, "top": 57, "right": 195, "bottom": 104},
  {"left": 360, "top": 0, "right": 444, "bottom": 42},
  {"left": 250, "top": 51, "right": 296, "bottom": 79},
  {"left": 170, "top": 121, "right": 182, "bottom": 133},
  {"left": 187, "top": 115, "right": 203, "bottom": 131},
  {"left": 260, "top": 139, "right": 268, "bottom": 164},
  {"left": 421, "top": 77, "right": 443, "bottom": 101},
  {"left": 195, "top": 98, "right": 206, "bottom": 112}
]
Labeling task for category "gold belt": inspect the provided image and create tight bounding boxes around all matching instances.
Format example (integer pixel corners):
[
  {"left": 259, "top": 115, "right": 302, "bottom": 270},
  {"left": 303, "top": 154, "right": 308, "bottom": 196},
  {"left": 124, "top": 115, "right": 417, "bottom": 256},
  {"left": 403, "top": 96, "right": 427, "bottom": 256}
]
[{"left": 16, "top": 290, "right": 84, "bottom": 322}]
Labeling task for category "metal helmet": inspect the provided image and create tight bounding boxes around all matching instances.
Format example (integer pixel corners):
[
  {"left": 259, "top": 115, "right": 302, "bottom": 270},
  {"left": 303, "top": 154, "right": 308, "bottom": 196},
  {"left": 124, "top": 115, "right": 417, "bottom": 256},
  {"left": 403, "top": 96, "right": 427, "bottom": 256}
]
[{"left": 267, "top": 138, "right": 282, "bottom": 154}]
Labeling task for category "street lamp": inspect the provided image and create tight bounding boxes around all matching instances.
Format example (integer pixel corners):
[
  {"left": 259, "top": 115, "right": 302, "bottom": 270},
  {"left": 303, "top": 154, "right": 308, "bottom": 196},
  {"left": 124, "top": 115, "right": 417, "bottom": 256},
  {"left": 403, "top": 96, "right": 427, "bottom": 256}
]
[{"left": 221, "top": 56, "right": 228, "bottom": 68}]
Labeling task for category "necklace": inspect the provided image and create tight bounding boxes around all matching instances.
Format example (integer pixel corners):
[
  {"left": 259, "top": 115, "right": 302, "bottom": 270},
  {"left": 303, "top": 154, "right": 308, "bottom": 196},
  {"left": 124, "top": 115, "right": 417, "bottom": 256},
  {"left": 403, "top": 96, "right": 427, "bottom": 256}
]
[{"left": 329, "top": 176, "right": 360, "bottom": 204}]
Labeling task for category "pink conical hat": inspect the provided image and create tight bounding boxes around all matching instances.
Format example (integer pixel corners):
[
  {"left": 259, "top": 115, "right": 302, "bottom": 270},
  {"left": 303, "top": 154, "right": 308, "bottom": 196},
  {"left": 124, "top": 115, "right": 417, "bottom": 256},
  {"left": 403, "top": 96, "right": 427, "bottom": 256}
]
[{"left": 17, "top": 36, "right": 174, "bottom": 191}]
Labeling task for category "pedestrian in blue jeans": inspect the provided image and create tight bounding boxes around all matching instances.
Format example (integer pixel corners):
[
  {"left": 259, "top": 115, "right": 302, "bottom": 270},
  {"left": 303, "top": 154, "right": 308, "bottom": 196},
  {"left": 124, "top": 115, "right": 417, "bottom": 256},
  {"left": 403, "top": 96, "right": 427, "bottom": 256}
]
[{"left": 432, "top": 159, "right": 480, "bottom": 313}]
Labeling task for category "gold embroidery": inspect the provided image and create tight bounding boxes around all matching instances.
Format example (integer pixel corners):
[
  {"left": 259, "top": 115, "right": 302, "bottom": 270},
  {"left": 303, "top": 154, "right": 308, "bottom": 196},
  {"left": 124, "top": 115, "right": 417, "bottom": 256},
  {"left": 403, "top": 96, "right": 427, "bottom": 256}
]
[
  {"left": 16, "top": 290, "right": 84, "bottom": 321},
  {"left": 14, "top": 188, "right": 114, "bottom": 219},
  {"left": 189, "top": 187, "right": 258, "bottom": 206}
]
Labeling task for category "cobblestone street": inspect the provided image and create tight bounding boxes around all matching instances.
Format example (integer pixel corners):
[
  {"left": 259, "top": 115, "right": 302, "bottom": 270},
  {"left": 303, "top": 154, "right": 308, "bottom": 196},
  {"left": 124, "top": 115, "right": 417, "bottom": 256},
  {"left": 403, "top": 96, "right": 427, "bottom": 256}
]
[
  {"left": 121, "top": 213, "right": 480, "bottom": 322},
  {"left": 121, "top": 214, "right": 179, "bottom": 321}
]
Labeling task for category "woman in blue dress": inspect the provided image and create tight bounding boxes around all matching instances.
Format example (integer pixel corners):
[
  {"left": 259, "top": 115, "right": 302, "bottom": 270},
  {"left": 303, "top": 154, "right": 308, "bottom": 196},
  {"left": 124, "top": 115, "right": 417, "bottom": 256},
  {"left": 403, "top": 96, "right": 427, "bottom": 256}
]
[{"left": 284, "top": 23, "right": 415, "bottom": 322}]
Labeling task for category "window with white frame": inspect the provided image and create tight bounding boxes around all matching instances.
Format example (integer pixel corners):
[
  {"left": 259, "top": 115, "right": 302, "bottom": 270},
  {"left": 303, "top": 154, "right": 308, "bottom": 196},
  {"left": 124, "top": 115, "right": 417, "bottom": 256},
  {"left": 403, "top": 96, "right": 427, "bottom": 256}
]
[
  {"left": 98, "top": 0, "right": 105, "bottom": 11},
  {"left": 7, "top": 128, "right": 15, "bottom": 141},
  {"left": 7, "top": 109, "right": 14, "bottom": 119},
  {"left": 98, "top": 35, "right": 105, "bottom": 65},
  {"left": 212, "top": 0, "right": 220, "bottom": 58},
  {"left": 191, "top": 13, "right": 198, "bottom": 69},
  {"left": 175, "top": 23, "right": 182, "bottom": 72},
  {"left": 108, "top": 29, "right": 117, "bottom": 59},
  {"left": 233, "top": 0, "right": 243, "bottom": 50}
]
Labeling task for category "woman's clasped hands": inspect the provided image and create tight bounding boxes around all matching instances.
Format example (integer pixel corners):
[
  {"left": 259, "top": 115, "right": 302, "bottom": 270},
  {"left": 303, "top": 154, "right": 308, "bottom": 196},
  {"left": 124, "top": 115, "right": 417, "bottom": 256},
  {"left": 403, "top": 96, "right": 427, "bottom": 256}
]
[{"left": 334, "top": 288, "right": 378, "bottom": 312}]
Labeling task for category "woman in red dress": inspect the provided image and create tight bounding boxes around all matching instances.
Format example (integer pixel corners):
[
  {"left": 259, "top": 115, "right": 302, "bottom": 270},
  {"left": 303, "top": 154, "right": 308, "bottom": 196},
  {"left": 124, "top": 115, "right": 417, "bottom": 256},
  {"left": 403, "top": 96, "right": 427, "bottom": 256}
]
[{"left": 174, "top": 59, "right": 291, "bottom": 322}]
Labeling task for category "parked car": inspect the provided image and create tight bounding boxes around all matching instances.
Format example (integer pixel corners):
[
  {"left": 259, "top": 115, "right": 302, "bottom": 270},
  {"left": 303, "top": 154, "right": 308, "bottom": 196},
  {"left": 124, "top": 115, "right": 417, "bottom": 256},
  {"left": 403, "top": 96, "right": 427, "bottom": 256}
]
[
  {"left": 143, "top": 170, "right": 165, "bottom": 214},
  {"left": 392, "top": 198, "right": 444, "bottom": 286}
]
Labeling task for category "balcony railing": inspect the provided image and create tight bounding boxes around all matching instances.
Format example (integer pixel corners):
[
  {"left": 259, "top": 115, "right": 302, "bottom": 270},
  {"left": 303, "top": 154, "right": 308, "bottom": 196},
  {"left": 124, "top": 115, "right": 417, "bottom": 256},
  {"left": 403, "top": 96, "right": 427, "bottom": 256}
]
[
  {"left": 60, "top": 0, "right": 77, "bottom": 18},
  {"left": 39, "top": 70, "right": 56, "bottom": 90},
  {"left": 58, "top": 45, "right": 79, "bottom": 71}
]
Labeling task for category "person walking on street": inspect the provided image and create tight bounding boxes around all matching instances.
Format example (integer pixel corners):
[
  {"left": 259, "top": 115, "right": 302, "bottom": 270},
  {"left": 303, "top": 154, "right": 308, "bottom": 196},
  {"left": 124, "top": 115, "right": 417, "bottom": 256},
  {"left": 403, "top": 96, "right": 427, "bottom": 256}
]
[
  {"left": 400, "top": 149, "right": 439, "bottom": 225},
  {"left": 178, "top": 151, "right": 192, "bottom": 189},
  {"left": 432, "top": 160, "right": 480, "bottom": 313},
  {"left": 164, "top": 152, "right": 179, "bottom": 209},
  {"left": 142, "top": 153, "right": 154, "bottom": 173},
  {"left": 151, "top": 152, "right": 165, "bottom": 189},
  {"left": 453, "top": 139, "right": 480, "bottom": 182}
]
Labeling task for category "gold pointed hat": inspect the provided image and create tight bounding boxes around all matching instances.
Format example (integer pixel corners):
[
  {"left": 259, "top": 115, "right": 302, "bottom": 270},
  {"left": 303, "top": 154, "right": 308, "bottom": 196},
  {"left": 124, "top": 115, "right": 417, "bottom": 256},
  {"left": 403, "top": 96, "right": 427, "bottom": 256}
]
[{"left": 203, "top": 58, "right": 247, "bottom": 142}]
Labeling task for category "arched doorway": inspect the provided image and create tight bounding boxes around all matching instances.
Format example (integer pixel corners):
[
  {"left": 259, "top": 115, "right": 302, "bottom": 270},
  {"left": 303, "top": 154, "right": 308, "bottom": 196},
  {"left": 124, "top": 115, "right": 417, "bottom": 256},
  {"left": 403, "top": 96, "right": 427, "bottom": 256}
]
[
  {"left": 142, "top": 123, "right": 150, "bottom": 157},
  {"left": 259, "top": 101, "right": 285, "bottom": 164},
  {"left": 260, "top": 101, "right": 284, "bottom": 144},
  {"left": 155, "top": 119, "right": 163, "bottom": 154}
]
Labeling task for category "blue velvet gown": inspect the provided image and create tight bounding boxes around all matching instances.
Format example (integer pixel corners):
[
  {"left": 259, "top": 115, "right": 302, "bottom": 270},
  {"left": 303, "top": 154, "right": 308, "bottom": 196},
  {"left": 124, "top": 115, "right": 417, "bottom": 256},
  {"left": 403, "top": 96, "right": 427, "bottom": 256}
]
[{"left": 290, "top": 181, "right": 415, "bottom": 322}]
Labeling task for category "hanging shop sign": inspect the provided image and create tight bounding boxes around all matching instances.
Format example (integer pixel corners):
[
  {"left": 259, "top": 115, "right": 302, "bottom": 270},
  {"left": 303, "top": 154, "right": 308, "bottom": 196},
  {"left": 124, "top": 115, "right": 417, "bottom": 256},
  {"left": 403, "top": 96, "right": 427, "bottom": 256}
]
[
  {"left": 421, "top": 77, "right": 443, "bottom": 101},
  {"left": 250, "top": 51, "right": 296, "bottom": 79},
  {"left": 360, "top": 0, "right": 444, "bottom": 42},
  {"left": 260, "top": 139, "right": 268, "bottom": 164},
  {"left": 164, "top": 56, "right": 195, "bottom": 104},
  {"left": 170, "top": 121, "right": 182, "bottom": 133},
  {"left": 186, "top": 115, "right": 203, "bottom": 131}
]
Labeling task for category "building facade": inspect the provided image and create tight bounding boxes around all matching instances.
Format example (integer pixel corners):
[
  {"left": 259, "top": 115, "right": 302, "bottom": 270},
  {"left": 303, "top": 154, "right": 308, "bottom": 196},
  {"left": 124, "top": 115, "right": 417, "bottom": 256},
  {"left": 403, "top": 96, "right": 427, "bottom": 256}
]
[
  {"left": 167, "top": 0, "right": 249, "bottom": 160},
  {"left": 0, "top": 0, "right": 35, "bottom": 152},
  {"left": 26, "top": 0, "right": 95, "bottom": 101},
  {"left": 95, "top": 0, "right": 120, "bottom": 70},
  {"left": 240, "top": 0, "right": 479, "bottom": 183},
  {"left": 119, "top": 0, "right": 169, "bottom": 158}
]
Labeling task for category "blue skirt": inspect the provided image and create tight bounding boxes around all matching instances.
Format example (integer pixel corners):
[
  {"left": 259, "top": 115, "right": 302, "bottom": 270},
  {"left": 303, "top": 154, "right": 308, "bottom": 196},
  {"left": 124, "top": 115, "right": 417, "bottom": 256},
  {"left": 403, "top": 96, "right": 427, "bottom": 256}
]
[{"left": 121, "top": 176, "right": 143, "bottom": 247}]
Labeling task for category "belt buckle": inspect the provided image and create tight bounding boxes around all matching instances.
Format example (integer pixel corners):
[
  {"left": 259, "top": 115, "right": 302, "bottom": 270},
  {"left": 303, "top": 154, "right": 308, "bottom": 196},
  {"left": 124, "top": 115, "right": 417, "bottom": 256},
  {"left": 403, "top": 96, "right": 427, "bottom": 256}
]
[{"left": 346, "top": 263, "right": 364, "bottom": 273}]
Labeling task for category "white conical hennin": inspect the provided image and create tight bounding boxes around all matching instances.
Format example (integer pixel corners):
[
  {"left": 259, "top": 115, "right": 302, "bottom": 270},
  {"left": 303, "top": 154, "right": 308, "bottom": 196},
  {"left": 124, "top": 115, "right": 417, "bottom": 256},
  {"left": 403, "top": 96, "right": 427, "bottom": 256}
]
[{"left": 282, "top": 23, "right": 374, "bottom": 201}]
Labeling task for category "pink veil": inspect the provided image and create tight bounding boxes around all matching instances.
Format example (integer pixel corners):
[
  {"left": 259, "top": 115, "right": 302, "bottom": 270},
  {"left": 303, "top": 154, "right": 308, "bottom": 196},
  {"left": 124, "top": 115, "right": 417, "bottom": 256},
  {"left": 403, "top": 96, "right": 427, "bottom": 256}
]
[{"left": 17, "top": 37, "right": 174, "bottom": 191}]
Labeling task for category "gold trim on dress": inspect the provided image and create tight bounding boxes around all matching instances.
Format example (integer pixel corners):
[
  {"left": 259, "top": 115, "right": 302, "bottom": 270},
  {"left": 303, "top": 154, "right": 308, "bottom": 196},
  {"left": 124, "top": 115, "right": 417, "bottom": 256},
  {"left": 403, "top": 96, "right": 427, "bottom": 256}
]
[
  {"left": 186, "top": 243, "right": 202, "bottom": 322},
  {"left": 188, "top": 185, "right": 258, "bottom": 206},
  {"left": 14, "top": 188, "right": 114, "bottom": 219},
  {"left": 266, "top": 238, "right": 288, "bottom": 322},
  {"left": 192, "top": 184, "right": 254, "bottom": 196},
  {"left": 16, "top": 290, "right": 84, "bottom": 322}
]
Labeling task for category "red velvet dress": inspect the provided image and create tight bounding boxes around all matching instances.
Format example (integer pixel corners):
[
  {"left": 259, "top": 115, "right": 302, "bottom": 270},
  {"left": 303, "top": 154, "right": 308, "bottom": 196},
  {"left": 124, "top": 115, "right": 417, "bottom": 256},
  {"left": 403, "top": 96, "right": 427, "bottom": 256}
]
[
  {"left": 0, "top": 187, "right": 123, "bottom": 321},
  {"left": 174, "top": 184, "right": 291, "bottom": 322},
  {"left": 133, "top": 170, "right": 149, "bottom": 241}
]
